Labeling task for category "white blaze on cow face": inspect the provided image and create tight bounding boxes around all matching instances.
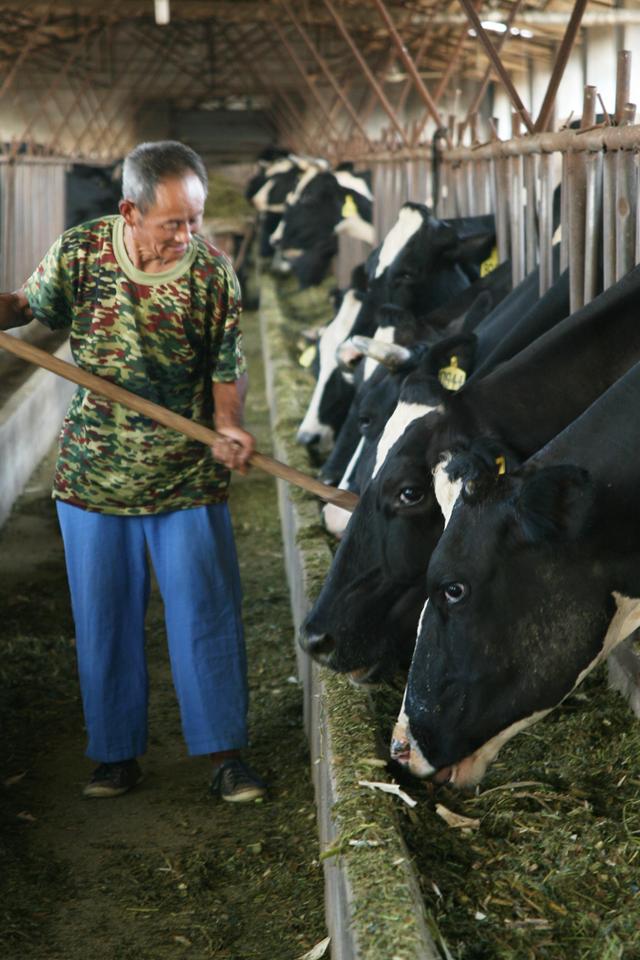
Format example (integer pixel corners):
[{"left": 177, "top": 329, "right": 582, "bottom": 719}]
[
  {"left": 322, "top": 436, "right": 365, "bottom": 539},
  {"left": 333, "top": 170, "right": 374, "bottom": 202},
  {"left": 297, "top": 290, "right": 362, "bottom": 448},
  {"left": 432, "top": 456, "right": 463, "bottom": 527},
  {"left": 374, "top": 205, "right": 424, "bottom": 279},
  {"left": 269, "top": 218, "right": 285, "bottom": 245},
  {"left": 372, "top": 401, "right": 435, "bottom": 479},
  {"left": 406, "top": 590, "right": 640, "bottom": 788},
  {"left": 363, "top": 325, "right": 394, "bottom": 382}
]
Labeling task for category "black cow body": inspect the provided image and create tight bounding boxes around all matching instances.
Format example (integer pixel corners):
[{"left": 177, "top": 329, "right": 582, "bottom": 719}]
[
  {"left": 404, "top": 358, "right": 640, "bottom": 787},
  {"left": 275, "top": 165, "right": 374, "bottom": 287},
  {"left": 246, "top": 154, "right": 308, "bottom": 257},
  {"left": 301, "top": 263, "right": 640, "bottom": 680}
]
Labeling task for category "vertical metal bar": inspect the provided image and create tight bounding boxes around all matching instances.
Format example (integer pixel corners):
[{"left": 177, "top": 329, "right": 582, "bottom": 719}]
[
  {"left": 635, "top": 152, "right": 640, "bottom": 267},
  {"left": 494, "top": 156, "right": 511, "bottom": 265},
  {"left": 524, "top": 153, "right": 538, "bottom": 274},
  {"left": 614, "top": 51, "right": 632, "bottom": 126},
  {"left": 509, "top": 152, "right": 525, "bottom": 284},
  {"left": 538, "top": 152, "right": 554, "bottom": 295},
  {"left": 583, "top": 150, "right": 602, "bottom": 304},
  {"left": 560, "top": 154, "right": 569, "bottom": 274},
  {"left": 615, "top": 104, "right": 637, "bottom": 281},
  {"left": 602, "top": 148, "right": 617, "bottom": 290}
]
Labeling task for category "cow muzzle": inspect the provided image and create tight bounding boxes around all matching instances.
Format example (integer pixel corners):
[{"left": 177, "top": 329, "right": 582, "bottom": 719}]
[{"left": 299, "top": 630, "right": 335, "bottom": 664}]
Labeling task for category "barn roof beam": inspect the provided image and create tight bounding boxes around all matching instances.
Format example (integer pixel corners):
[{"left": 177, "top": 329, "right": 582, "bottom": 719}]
[
  {"left": 459, "top": 0, "right": 534, "bottom": 134},
  {"left": 322, "top": 0, "right": 411, "bottom": 149},
  {"left": 534, "top": 0, "right": 589, "bottom": 133},
  {"left": 371, "top": 0, "right": 444, "bottom": 132},
  {"left": 280, "top": 0, "right": 374, "bottom": 151},
  {"left": 270, "top": 20, "right": 345, "bottom": 150}
]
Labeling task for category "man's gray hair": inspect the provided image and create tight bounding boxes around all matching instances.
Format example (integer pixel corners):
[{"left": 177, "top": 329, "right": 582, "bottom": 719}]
[{"left": 122, "top": 141, "right": 208, "bottom": 212}]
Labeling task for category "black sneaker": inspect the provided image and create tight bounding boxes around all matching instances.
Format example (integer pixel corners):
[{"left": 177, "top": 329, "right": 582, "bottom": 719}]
[
  {"left": 83, "top": 759, "right": 142, "bottom": 798},
  {"left": 210, "top": 758, "right": 267, "bottom": 803}
]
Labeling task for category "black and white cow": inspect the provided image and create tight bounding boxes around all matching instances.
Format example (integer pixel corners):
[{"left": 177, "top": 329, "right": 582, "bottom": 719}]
[
  {"left": 300, "top": 261, "right": 640, "bottom": 681},
  {"left": 246, "top": 153, "right": 317, "bottom": 258},
  {"left": 400, "top": 358, "right": 640, "bottom": 788},
  {"left": 273, "top": 163, "right": 375, "bottom": 287},
  {"left": 296, "top": 267, "right": 372, "bottom": 451}
]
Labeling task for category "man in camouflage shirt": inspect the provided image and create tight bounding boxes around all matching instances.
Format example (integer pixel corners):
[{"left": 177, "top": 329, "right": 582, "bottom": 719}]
[{"left": 0, "top": 141, "right": 266, "bottom": 802}]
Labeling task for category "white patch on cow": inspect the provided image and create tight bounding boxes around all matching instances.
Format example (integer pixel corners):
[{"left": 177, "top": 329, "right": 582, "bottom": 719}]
[
  {"left": 374, "top": 205, "right": 424, "bottom": 278},
  {"left": 363, "top": 324, "right": 393, "bottom": 382},
  {"left": 264, "top": 158, "right": 295, "bottom": 177},
  {"left": 322, "top": 437, "right": 365, "bottom": 539},
  {"left": 297, "top": 290, "right": 361, "bottom": 447},
  {"left": 432, "top": 455, "right": 463, "bottom": 527},
  {"left": 409, "top": 590, "right": 640, "bottom": 787},
  {"left": 333, "top": 170, "right": 374, "bottom": 201},
  {"left": 269, "top": 219, "right": 285, "bottom": 245},
  {"left": 252, "top": 178, "right": 277, "bottom": 213},
  {"left": 334, "top": 214, "right": 376, "bottom": 245},
  {"left": 372, "top": 401, "right": 435, "bottom": 479},
  {"left": 285, "top": 165, "right": 323, "bottom": 206}
]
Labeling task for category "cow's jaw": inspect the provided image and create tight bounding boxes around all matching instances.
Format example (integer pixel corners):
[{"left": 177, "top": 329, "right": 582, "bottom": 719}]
[
  {"left": 297, "top": 290, "right": 361, "bottom": 448},
  {"left": 401, "top": 591, "right": 640, "bottom": 787}
]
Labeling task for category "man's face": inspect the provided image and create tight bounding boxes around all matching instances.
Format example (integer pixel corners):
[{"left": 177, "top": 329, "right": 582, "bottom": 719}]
[{"left": 120, "top": 172, "right": 206, "bottom": 265}]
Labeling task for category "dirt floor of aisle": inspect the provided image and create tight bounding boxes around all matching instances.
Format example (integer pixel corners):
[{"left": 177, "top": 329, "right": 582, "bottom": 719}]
[{"left": 0, "top": 310, "right": 326, "bottom": 960}]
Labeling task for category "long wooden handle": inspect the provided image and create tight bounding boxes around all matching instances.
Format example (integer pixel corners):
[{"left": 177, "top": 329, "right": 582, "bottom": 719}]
[{"left": 0, "top": 330, "right": 359, "bottom": 512}]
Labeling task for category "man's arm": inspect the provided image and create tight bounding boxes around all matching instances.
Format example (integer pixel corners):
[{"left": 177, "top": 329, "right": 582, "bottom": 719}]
[
  {"left": 0, "top": 291, "right": 33, "bottom": 330},
  {"left": 210, "top": 373, "right": 256, "bottom": 474}
]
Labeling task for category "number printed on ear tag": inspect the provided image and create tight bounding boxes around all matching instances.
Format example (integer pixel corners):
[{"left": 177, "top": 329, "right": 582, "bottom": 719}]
[
  {"left": 438, "top": 355, "right": 467, "bottom": 391},
  {"left": 480, "top": 245, "right": 499, "bottom": 277}
]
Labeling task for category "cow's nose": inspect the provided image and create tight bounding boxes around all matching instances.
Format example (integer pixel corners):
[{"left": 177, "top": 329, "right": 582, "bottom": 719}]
[
  {"left": 300, "top": 630, "right": 335, "bottom": 663},
  {"left": 296, "top": 430, "right": 321, "bottom": 447}
]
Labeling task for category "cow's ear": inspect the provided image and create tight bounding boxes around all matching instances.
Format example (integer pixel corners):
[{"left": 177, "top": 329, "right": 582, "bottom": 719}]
[
  {"left": 462, "top": 291, "right": 493, "bottom": 332},
  {"left": 427, "top": 333, "right": 477, "bottom": 390},
  {"left": 440, "top": 232, "right": 496, "bottom": 268},
  {"left": 515, "top": 466, "right": 595, "bottom": 544}
]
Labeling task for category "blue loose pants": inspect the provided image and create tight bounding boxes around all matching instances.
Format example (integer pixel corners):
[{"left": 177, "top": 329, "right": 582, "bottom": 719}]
[{"left": 56, "top": 501, "right": 248, "bottom": 762}]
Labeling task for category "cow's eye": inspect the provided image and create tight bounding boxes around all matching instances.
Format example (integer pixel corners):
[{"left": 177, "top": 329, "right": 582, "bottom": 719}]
[
  {"left": 399, "top": 485, "right": 424, "bottom": 505},
  {"left": 358, "top": 415, "right": 372, "bottom": 429},
  {"left": 442, "top": 582, "right": 467, "bottom": 604}
]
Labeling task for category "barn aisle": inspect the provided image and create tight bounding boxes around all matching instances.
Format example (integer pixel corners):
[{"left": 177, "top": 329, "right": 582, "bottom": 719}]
[{"left": 0, "top": 311, "right": 326, "bottom": 960}]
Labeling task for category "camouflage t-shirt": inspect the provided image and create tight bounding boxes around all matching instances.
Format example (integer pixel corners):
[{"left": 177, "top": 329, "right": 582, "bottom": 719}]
[{"left": 24, "top": 215, "right": 246, "bottom": 515}]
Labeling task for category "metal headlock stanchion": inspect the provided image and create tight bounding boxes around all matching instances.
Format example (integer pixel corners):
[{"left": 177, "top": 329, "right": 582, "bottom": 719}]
[{"left": 0, "top": 330, "right": 359, "bottom": 513}]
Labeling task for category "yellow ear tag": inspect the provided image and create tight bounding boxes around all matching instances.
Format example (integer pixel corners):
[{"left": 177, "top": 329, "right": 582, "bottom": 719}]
[
  {"left": 438, "top": 355, "right": 467, "bottom": 392},
  {"left": 298, "top": 344, "right": 317, "bottom": 369},
  {"left": 341, "top": 193, "right": 358, "bottom": 218},
  {"left": 495, "top": 455, "right": 506, "bottom": 476},
  {"left": 480, "top": 245, "right": 499, "bottom": 277}
]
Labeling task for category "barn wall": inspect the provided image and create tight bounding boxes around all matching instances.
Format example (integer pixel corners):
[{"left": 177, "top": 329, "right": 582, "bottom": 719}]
[{"left": 0, "top": 159, "right": 67, "bottom": 292}]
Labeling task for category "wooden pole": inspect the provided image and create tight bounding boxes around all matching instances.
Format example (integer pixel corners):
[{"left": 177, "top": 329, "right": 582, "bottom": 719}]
[{"left": 0, "top": 331, "right": 359, "bottom": 513}]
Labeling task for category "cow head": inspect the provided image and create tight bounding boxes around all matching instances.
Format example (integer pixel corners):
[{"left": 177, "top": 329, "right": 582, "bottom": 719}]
[
  {"left": 275, "top": 166, "right": 374, "bottom": 288},
  {"left": 401, "top": 463, "right": 620, "bottom": 788},
  {"left": 300, "top": 337, "right": 479, "bottom": 679},
  {"left": 247, "top": 155, "right": 306, "bottom": 257},
  {"left": 366, "top": 203, "right": 495, "bottom": 315}
]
